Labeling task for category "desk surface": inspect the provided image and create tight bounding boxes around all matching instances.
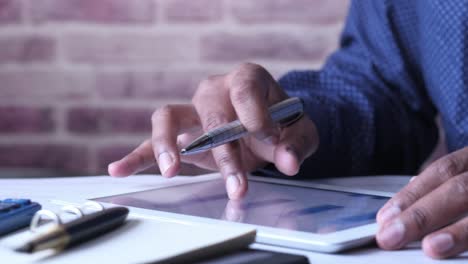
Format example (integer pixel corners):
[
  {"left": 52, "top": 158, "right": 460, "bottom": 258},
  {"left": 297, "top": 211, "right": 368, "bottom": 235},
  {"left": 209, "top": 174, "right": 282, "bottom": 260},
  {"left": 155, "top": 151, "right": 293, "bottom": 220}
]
[{"left": 1, "top": 174, "right": 467, "bottom": 263}]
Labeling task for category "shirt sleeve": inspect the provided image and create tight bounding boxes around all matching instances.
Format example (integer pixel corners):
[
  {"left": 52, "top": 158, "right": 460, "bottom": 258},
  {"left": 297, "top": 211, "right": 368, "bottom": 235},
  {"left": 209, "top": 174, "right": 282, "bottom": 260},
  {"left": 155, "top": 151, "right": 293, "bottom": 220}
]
[{"left": 276, "top": 0, "right": 438, "bottom": 178}]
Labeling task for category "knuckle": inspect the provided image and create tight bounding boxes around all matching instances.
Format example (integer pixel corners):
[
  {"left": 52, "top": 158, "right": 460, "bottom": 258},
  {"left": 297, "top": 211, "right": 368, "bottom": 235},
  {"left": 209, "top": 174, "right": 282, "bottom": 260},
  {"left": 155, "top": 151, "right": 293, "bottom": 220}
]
[
  {"left": 216, "top": 153, "right": 233, "bottom": 169},
  {"left": 231, "top": 82, "right": 254, "bottom": 105},
  {"left": 198, "top": 75, "right": 222, "bottom": 92},
  {"left": 410, "top": 207, "right": 430, "bottom": 233},
  {"left": 152, "top": 105, "right": 173, "bottom": 122},
  {"left": 434, "top": 156, "right": 461, "bottom": 178},
  {"left": 244, "top": 119, "right": 268, "bottom": 132},
  {"left": 400, "top": 189, "right": 420, "bottom": 204},
  {"left": 236, "top": 62, "right": 265, "bottom": 75},
  {"left": 204, "top": 112, "right": 227, "bottom": 131},
  {"left": 198, "top": 76, "right": 216, "bottom": 90},
  {"left": 452, "top": 218, "right": 468, "bottom": 241},
  {"left": 192, "top": 78, "right": 215, "bottom": 103},
  {"left": 132, "top": 148, "right": 150, "bottom": 166},
  {"left": 135, "top": 152, "right": 147, "bottom": 165},
  {"left": 192, "top": 75, "right": 226, "bottom": 105},
  {"left": 451, "top": 175, "right": 468, "bottom": 196},
  {"left": 229, "top": 64, "right": 269, "bottom": 103}
]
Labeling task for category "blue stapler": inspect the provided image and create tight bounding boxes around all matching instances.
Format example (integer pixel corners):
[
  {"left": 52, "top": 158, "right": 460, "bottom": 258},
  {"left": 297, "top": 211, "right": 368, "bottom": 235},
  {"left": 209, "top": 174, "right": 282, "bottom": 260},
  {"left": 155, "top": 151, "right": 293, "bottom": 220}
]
[{"left": 0, "top": 199, "right": 41, "bottom": 236}]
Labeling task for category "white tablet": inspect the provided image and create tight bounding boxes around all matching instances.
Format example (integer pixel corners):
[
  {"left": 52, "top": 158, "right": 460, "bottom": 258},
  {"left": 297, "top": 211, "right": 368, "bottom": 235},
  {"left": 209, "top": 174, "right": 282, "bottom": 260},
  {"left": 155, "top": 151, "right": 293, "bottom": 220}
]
[{"left": 92, "top": 176, "right": 392, "bottom": 253}]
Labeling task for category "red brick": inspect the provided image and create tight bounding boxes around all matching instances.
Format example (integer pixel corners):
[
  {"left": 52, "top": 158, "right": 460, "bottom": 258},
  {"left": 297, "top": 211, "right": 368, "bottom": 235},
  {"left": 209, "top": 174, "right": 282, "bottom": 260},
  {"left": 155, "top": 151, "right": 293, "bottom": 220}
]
[
  {"left": 0, "top": 106, "right": 55, "bottom": 133},
  {"left": 0, "top": 69, "right": 93, "bottom": 100},
  {"left": 63, "top": 33, "right": 196, "bottom": 64},
  {"left": 164, "top": 0, "right": 222, "bottom": 23},
  {"left": 0, "top": 35, "right": 55, "bottom": 63},
  {"left": 201, "top": 32, "right": 332, "bottom": 62},
  {"left": 67, "top": 107, "right": 154, "bottom": 134},
  {"left": 0, "top": 0, "right": 22, "bottom": 24},
  {"left": 96, "top": 70, "right": 207, "bottom": 99},
  {"left": 230, "top": 0, "right": 349, "bottom": 25},
  {"left": 0, "top": 144, "right": 89, "bottom": 173},
  {"left": 29, "top": 0, "right": 155, "bottom": 24}
]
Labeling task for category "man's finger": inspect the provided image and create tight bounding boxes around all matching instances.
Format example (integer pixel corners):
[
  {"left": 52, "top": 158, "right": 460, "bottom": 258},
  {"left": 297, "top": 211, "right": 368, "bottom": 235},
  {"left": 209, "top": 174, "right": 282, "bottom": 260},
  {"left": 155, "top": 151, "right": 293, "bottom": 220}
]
[
  {"left": 222, "top": 200, "right": 246, "bottom": 222},
  {"left": 108, "top": 140, "right": 155, "bottom": 177},
  {"left": 377, "top": 147, "right": 468, "bottom": 224},
  {"left": 198, "top": 109, "right": 247, "bottom": 199},
  {"left": 193, "top": 77, "right": 247, "bottom": 199},
  {"left": 177, "top": 132, "right": 218, "bottom": 170},
  {"left": 273, "top": 116, "right": 319, "bottom": 176},
  {"left": 376, "top": 172, "right": 468, "bottom": 250},
  {"left": 151, "top": 104, "right": 200, "bottom": 177},
  {"left": 213, "top": 141, "right": 248, "bottom": 200},
  {"left": 228, "top": 63, "right": 286, "bottom": 143},
  {"left": 423, "top": 216, "right": 468, "bottom": 259}
]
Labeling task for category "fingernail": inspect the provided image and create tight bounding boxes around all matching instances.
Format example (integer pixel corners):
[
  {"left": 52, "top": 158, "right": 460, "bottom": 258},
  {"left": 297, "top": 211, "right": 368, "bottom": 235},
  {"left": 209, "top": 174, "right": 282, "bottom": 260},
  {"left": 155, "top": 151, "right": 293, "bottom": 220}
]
[
  {"left": 428, "top": 233, "right": 454, "bottom": 254},
  {"left": 108, "top": 162, "right": 118, "bottom": 175},
  {"left": 158, "top": 152, "right": 173, "bottom": 176},
  {"left": 378, "top": 219, "right": 405, "bottom": 248},
  {"left": 379, "top": 206, "right": 401, "bottom": 224},
  {"left": 226, "top": 174, "right": 240, "bottom": 198}
]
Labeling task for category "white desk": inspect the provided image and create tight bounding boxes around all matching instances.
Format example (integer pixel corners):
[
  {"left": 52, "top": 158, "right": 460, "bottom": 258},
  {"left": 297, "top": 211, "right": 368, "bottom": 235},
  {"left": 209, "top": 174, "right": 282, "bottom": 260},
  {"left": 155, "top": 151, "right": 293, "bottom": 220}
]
[{"left": 1, "top": 174, "right": 467, "bottom": 263}]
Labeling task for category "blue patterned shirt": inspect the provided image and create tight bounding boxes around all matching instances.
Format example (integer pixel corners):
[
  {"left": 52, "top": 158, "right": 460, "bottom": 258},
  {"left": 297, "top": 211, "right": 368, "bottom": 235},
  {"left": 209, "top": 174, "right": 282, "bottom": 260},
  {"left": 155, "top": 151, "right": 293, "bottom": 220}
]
[{"left": 278, "top": 0, "right": 467, "bottom": 177}]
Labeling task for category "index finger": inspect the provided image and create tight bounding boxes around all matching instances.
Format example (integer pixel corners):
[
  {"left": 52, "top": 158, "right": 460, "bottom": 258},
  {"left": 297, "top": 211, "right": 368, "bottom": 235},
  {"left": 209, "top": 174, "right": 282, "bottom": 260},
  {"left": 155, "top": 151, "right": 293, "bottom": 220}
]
[
  {"left": 108, "top": 140, "right": 155, "bottom": 177},
  {"left": 109, "top": 104, "right": 200, "bottom": 178},
  {"left": 151, "top": 104, "right": 200, "bottom": 177}
]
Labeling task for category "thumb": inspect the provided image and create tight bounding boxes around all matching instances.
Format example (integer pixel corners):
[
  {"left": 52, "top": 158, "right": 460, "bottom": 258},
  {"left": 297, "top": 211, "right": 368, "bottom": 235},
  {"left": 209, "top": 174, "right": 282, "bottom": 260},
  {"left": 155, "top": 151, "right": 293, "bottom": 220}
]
[{"left": 273, "top": 117, "right": 319, "bottom": 176}]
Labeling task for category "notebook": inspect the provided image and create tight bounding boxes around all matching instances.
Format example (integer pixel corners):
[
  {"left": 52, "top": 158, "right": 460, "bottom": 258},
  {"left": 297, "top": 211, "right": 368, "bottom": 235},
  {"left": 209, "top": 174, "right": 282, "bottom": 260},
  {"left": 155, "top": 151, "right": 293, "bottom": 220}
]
[{"left": 0, "top": 211, "right": 256, "bottom": 264}]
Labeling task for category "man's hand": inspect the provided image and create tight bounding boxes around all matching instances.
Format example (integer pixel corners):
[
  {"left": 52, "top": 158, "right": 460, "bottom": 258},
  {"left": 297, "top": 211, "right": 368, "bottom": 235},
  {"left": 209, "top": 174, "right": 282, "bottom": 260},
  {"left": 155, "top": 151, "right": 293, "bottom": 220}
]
[
  {"left": 376, "top": 147, "right": 468, "bottom": 259},
  {"left": 108, "top": 63, "right": 319, "bottom": 200}
]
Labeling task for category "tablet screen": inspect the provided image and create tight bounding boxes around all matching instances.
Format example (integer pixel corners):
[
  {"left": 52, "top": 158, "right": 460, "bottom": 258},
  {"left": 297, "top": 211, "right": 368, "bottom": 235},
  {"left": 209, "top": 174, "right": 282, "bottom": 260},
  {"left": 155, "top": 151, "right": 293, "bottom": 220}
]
[{"left": 93, "top": 179, "right": 389, "bottom": 234}]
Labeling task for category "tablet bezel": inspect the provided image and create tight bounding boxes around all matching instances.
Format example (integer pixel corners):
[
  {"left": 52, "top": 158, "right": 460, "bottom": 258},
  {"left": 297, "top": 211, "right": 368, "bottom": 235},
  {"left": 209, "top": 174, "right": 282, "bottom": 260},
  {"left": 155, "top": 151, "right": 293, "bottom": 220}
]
[{"left": 93, "top": 175, "right": 394, "bottom": 253}]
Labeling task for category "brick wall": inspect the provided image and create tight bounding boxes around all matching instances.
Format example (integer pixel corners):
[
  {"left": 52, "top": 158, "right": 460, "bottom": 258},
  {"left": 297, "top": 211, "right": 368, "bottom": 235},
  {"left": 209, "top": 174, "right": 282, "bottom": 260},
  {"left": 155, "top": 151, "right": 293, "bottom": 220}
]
[{"left": 0, "top": 0, "right": 349, "bottom": 175}]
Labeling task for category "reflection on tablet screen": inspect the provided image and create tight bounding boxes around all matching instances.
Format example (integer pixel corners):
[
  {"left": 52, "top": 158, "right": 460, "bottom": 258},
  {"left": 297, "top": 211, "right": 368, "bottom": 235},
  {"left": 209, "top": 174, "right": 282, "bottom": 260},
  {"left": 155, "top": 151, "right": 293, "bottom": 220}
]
[{"left": 93, "top": 179, "right": 389, "bottom": 234}]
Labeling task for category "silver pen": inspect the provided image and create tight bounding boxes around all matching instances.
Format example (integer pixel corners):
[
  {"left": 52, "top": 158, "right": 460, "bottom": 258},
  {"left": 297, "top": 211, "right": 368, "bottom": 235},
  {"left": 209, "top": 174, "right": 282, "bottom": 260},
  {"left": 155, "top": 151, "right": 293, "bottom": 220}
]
[{"left": 180, "top": 97, "right": 304, "bottom": 155}]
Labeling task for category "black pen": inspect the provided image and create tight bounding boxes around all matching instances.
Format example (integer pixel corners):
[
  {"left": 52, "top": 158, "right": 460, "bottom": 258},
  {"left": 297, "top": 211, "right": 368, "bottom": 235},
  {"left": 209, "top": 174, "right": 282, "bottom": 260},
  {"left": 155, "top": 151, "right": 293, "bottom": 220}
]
[
  {"left": 181, "top": 97, "right": 304, "bottom": 155},
  {"left": 16, "top": 207, "right": 129, "bottom": 253}
]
